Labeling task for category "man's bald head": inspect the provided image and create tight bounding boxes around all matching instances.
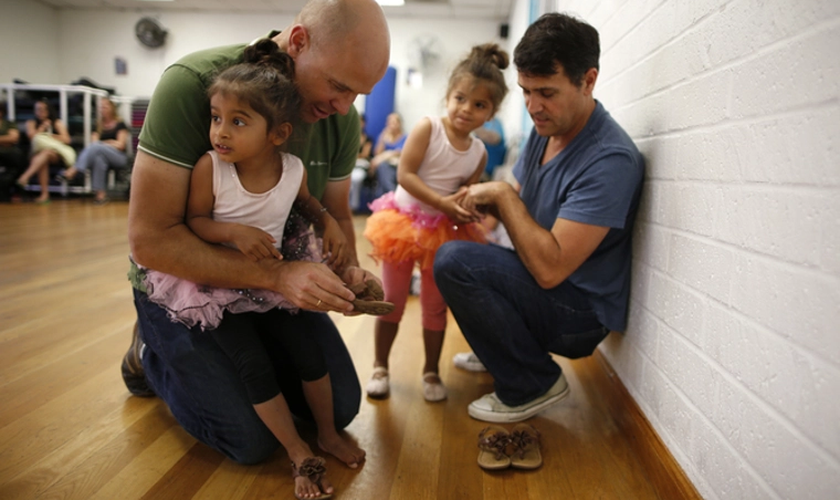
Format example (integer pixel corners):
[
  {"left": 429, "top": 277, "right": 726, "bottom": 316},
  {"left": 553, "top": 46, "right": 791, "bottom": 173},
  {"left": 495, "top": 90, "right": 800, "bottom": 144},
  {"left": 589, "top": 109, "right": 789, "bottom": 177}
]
[{"left": 279, "top": 0, "right": 391, "bottom": 122}]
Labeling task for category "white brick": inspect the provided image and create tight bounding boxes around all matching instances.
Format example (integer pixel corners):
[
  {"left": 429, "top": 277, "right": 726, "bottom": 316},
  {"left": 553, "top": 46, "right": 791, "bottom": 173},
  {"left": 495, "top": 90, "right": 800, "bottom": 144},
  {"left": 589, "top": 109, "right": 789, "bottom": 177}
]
[
  {"left": 648, "top": 273, "right": 708, "bottom": 348},
  {"left": 655, "top": 182, "right": 726, "bottom": 238},
  {"left": 822, "top": 204, "right": 840, "bottom": 274},
  {"left": 600, "top": 0, "right": 722, "bottom": 80},
  {"left": 734, "top": 106, "right": 840, "bottom": 187},
  {"left": 690, "top": 413, "right": 776, "bottom": 500},
  {"left": 668, "top": 234, "right": 737, "bottom": 304},
  {"left": 706, "top": 303, "right": 840, "bottom": 457},
  {"left": 730, "top": 24, "right": 840, "bottom": 120},
  {"left": 626, "top": 302, "right": 660, "bottom": 357},
  {"left": 632, "top": 221, "right": 669, "bottom": 272},
  {"left": 657, "top": 327, "right": 719, "bottom": 411},
  {"left": 730, "top": 256, "right": 840, "bottom": 364},
  {"left": 716, "top": 188, "right": 826, "bottom": 266},
  {"left": 714, "top": 377, "right": 840, "bottom": 500}
]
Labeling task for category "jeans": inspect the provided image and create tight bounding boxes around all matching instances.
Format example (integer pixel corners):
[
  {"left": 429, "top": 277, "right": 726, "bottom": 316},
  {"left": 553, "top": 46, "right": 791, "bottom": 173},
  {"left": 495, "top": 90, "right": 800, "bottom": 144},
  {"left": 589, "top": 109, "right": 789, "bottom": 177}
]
[
  {"left": 75, "top": 142, "right": 127, "bottom": 191},
  {"left": 375, "top": 160, "right": 397, "bottom": 197},
  {"left": 133, "top": 288, "right": 361, "bottom": 464},
  {"left": 433, "top": 241, "right": 609, "bottom": 406},
  {"left": 349, "top": 166, "right": 368, "bottom": 212}
]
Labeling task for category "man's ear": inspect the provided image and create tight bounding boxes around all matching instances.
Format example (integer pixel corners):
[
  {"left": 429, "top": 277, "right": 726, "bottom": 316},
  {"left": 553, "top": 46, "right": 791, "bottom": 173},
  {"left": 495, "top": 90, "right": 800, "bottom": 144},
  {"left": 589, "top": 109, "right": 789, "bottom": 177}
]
[
  {"left": 582, "top": 67, "right": 599, "bottom": 96},
  {"left": 285, "top": 25, "right": 308, "bottom": 58},
  {"left": 271, "top": 123, "right": 293, "bottom": 146}
]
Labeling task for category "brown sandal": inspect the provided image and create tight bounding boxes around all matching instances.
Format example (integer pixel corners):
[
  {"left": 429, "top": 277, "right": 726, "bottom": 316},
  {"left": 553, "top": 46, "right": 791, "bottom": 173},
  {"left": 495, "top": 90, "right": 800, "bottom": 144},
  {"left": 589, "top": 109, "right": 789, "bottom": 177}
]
[
  {"left": 348, "top": 279, "right": 395, "bottom": 316},
  {"left": 477, "top": 425, "right": 511, "bottom": 470},
  {"left": 509, "top": 423, "right": 542, "bottom": 469},
  {"left": 291, "top": 457, "right": 332, "bottom": 499}
]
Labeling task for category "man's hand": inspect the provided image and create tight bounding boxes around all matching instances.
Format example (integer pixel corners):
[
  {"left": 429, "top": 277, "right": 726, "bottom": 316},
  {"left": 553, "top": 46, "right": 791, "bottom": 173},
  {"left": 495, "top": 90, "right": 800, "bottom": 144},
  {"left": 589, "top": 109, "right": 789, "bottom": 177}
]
[
  {"left": 459, "top": 181, "right": 515, "bottom": 214},
  {"left": 267, "top": 260, "right": 356, "bottom": 313},
  {"left": 437, "top": 188, "right": 482, "bottom": 224},
  {"left": 338, "top": 266, "right": 383, "bottom": 316}
]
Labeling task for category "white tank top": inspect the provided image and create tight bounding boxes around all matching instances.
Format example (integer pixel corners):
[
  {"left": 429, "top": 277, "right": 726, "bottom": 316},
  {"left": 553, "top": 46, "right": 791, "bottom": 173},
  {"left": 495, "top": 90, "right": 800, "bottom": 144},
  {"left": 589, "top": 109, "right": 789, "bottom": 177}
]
[
  {"left": 209, "top": 150, "right": 304, "bottom": 245},
  {"left": 393, "top": 116, "right": 486, "bottom": 215}
]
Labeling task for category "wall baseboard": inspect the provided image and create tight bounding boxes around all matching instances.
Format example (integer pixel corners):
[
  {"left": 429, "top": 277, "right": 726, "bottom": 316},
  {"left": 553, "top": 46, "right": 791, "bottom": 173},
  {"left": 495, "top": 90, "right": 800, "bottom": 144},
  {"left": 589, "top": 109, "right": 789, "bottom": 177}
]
[{"left": 591, "top": 350, "right": 703, "bottom": 500}]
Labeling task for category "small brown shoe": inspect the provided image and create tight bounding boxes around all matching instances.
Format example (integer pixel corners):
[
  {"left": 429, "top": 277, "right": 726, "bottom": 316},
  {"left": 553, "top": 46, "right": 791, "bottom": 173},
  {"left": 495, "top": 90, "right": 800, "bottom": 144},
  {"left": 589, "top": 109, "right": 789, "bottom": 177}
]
[
  {"left": 509, "top": 423, "right": 542, "bottom": 469},
  {"left": 348, "top": 279, "right": 395, "bottom": 316},
  {"left": 121, "top": 321, "right": 155, "bottom": 397},
  {"left": 477, "top": 425, "right": 511, "bottom": 470}
]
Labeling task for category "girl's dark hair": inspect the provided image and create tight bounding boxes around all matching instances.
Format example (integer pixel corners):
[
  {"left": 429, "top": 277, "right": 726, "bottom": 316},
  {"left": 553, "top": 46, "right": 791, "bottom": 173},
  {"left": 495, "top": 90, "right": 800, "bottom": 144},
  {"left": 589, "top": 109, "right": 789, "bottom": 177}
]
[
  {"left": 36, "top": 98, "right": 57, "bottom": 123},
  {"left": 208, "top": 38, "right": 302, "bottom": 134},
  {"left": 446, "top": 43, "right": 509, "bottom": 112},
  {"left": 513, "top": 12, "right": 600, "bottom": 86}
]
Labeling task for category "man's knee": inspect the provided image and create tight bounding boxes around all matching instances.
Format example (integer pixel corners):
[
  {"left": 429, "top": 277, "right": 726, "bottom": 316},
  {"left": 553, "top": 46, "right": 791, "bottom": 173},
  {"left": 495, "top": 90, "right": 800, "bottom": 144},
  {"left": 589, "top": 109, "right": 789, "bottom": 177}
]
[{"left": 433, "top": 241, "right": 472, "bottom": 284}]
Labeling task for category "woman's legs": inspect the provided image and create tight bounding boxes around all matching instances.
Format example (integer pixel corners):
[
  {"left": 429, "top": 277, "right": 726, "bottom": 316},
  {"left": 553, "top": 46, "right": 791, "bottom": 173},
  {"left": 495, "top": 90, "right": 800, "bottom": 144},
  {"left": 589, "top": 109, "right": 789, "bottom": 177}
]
[{"left": 17, "top": 150, "right": 58, "bottom": 202}]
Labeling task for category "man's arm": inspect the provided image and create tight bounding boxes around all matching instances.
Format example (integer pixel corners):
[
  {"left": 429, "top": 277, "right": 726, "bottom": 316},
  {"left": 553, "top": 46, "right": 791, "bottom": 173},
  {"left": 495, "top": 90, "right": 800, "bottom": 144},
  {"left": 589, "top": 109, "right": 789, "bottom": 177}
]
[
  {"left": 321, "top": 177, "right": 358, "bottom": 268},
  {"left": 0, "top": 126, "right": 19, "bottom": 147},
  {"left": 462, "top": 181, "right": 608, "bottom": 289},
  {"left": 128, "top": 150, "right": 355, "bottom": 311}
]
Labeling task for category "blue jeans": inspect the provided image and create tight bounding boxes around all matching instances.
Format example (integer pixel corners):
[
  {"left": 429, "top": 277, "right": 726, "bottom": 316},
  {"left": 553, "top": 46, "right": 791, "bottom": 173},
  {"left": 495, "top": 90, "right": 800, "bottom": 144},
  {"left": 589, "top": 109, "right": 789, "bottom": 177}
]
[
  {"left": 75, "top": 142, "right": 127, "bottom": 191},
  {"left": 375, "top": 161, "right": 397, "bottom": 197},
  {"left": 133, "top": 288, "right": 361, "bottom": 464},
  {"left": 433, "top": 242, "right": 609, "bottom": 406}
]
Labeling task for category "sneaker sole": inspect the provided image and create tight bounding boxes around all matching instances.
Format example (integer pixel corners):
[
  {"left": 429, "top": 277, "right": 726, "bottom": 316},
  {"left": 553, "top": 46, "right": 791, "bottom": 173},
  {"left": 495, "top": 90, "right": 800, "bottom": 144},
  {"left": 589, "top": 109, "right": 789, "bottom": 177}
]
[{"left": 468, "top": 384, "right": 571, "bottom": 423}]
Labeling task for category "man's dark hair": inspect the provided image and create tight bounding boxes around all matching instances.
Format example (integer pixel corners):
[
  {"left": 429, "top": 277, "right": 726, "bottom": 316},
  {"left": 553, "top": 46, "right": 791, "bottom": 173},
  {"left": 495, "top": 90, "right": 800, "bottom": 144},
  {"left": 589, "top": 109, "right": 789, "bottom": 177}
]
[{"left": 513, "top": 12, "right": 600, "bottom": 86}]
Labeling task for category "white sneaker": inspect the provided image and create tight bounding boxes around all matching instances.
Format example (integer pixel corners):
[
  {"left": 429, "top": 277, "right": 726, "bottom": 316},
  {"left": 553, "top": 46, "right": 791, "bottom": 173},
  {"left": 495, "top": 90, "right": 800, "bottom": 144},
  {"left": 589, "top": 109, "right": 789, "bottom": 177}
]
[
  {"left": 453, "top": 352, "right": 487, "bottom": 372},
  {"left": 468, "top": 373, "right": 570, "bottom": 423},
  {"left": 366, "top": 366, "right": 390, "bottom": 398},
  {"left": 422, "top": 372, "right": 448, "bottom": 402}
]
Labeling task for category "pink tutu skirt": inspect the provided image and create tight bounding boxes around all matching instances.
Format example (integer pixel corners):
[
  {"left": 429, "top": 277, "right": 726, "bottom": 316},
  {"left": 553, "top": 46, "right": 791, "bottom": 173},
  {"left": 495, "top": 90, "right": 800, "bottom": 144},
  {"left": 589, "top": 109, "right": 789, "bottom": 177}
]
[
  {"left": 363, "top": 192, "right": 487, "bottom": 270},
  {"left": 144, "top": 211, "right": 322, "bottom": 331}
]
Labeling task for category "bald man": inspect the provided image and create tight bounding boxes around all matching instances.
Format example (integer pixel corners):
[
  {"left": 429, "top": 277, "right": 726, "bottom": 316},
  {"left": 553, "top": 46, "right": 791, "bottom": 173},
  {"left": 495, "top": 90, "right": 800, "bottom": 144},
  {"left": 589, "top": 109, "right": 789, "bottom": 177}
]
[{"left": 123, "top": 0, "right": 390, "bottom": 465}]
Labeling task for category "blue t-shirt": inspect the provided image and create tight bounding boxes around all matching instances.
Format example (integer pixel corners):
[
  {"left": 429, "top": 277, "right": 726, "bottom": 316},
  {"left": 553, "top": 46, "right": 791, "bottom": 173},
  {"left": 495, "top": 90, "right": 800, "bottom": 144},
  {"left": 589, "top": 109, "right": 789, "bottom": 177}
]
[{"left": 513, "top": 101, "right": 644, "bottom": 331}]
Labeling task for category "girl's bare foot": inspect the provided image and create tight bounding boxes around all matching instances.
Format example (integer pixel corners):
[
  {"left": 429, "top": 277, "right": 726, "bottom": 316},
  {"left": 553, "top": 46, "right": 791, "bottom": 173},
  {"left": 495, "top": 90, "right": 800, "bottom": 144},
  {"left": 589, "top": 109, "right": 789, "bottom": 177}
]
[
  {"left": 318, "top": 432, "right": 366, "bottom": 468},
  {"left": 291, "top": 456, "right": 334, "bottom": 499}
]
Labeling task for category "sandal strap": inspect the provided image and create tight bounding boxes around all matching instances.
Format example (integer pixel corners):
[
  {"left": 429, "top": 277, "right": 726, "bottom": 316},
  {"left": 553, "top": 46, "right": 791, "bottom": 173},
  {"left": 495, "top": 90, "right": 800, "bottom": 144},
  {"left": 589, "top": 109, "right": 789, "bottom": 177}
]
[
  {"left": 291, "top": 456, "right": 327, "bottom": 484},
  {"left": 478, "top": 427, "right": 511, "bottom": 460},
  {"left": 510, "top": 424, "right": 541, "bottom": 458}
]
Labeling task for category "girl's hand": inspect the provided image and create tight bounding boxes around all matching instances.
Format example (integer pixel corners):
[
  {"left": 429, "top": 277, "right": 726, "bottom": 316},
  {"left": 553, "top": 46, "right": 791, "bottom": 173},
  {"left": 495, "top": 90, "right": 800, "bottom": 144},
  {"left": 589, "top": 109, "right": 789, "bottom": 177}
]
[
  {"left": 320, "top": 217, "right": 348, "bottom": 272},
  {"left": 438, "top": 188, "right": 482, "bottom": 224},
  {"left": 231, "top": 224, "right": 282, "bottom": 261}
]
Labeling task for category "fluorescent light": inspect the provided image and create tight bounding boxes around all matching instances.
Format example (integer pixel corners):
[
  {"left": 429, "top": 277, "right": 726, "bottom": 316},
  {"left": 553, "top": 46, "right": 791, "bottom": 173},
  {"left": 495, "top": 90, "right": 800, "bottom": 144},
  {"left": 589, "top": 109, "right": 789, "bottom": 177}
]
[{"left": 376, "top": 0, "right": 405, "bottom": 6}]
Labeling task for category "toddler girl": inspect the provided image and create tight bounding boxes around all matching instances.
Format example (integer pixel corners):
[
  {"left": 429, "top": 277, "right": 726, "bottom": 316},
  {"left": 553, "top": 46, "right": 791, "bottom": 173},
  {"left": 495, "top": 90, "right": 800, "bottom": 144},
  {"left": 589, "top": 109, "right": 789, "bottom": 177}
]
[
  {"left": 363, "top": 44, "right": 510, "bottom": 402},
  {"left": 144, "top": 39, "right": 359, "bottom": 500}
]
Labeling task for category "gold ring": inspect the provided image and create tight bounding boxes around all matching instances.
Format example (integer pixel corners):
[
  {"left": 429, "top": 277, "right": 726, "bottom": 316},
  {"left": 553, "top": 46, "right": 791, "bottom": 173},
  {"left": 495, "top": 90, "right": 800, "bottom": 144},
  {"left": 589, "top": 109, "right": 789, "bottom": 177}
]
[{"left": 316, "top": 299, "right": 322, "bottom": 307}]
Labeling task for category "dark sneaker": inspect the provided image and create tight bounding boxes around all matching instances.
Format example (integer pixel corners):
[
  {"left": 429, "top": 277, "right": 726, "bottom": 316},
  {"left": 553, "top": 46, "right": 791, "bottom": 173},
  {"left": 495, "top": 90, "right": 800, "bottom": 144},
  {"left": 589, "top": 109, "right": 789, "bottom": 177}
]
[{"left": 121, "top": 321, "right": 155, "bottom": 397}]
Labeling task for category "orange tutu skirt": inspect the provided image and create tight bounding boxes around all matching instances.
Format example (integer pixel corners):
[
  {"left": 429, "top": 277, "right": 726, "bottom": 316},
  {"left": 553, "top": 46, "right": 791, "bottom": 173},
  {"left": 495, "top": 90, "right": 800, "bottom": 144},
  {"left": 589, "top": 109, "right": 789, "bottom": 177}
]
[{"left": 363, "top": 192, "right": 487, "bottom": 269}]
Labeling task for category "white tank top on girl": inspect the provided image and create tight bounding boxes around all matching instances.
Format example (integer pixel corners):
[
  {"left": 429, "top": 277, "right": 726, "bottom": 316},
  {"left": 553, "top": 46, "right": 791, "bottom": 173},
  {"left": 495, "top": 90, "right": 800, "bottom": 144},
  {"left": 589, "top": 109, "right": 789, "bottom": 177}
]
[
  {"left": 393, "top": 116, "right": 486, "bottom": 215},
  {"left": 209, "top": 149, "right": 304, "bottom": 246}
]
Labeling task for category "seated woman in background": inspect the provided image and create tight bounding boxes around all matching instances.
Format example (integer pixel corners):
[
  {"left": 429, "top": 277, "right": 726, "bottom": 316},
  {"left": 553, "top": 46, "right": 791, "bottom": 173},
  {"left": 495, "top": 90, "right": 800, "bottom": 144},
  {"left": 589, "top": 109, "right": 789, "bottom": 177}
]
[
  {"left": 16, "top": 98, "right": 74, "bottom": 204},
  {"left": 349, "top": 113, "right": 375, "bottom": 212},
  {"left": 59, "top": 97, "right": 129, "bottom": 204},
  {"left": 370, "top": 112, "right": 406, "bottom": 197}
]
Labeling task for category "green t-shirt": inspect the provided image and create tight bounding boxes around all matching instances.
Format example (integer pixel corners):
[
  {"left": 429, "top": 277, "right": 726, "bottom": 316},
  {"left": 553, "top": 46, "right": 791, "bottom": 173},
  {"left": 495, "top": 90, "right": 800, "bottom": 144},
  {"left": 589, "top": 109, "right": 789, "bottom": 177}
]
[
  {"left": 131, "top": 37, "right": 360, "bottom": 291},
  {"left": 137, "top": 39, "right": 359, "bottom": 199}
]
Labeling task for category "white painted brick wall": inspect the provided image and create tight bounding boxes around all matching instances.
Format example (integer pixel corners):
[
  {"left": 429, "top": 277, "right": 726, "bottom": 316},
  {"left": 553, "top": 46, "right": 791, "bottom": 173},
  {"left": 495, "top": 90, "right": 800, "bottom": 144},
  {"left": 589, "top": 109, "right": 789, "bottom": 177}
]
[{"left": 547, "top": 0, "right": 840, "bottom": 498}]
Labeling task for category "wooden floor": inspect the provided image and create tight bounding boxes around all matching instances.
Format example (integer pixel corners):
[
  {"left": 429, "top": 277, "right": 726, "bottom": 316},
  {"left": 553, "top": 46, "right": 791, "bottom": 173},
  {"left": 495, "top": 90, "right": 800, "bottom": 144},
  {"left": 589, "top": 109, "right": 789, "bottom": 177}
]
[{"left": 0, "top": 199, "right": 689, "bottom": 500}]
